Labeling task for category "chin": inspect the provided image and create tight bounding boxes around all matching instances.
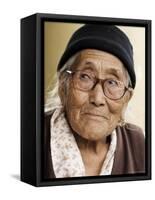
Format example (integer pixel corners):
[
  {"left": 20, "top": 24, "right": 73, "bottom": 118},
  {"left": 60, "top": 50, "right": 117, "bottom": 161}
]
[{"left": 81, "top": 130, "right": 108, "bottom": 141}]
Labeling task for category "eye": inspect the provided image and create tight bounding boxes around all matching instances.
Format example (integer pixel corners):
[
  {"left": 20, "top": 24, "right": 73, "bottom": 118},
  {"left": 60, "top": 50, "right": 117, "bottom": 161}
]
[
  {"left": 107, "top": 79, "right": 118, "bottom": 86},
  {"left": 79, "top": 72, "right": 92, "bottom": 80}
]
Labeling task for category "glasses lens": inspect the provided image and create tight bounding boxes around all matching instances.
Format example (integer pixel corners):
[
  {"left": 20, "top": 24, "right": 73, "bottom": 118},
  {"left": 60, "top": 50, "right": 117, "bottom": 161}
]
[
  {"left": 104, "top": 79, "right": 125, "bottom": 99},
  {"left": 73, "top": 71, "right": 94, "bottom": 91},
  {"left": 70, "top": 70, "right": 126, "bottom": 100}
]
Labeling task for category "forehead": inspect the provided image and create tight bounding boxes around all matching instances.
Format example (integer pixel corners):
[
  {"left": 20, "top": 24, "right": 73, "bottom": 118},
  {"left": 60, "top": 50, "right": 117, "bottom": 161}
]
[{"left": 75, "top": 49, "right": 126, "bottom": 77}]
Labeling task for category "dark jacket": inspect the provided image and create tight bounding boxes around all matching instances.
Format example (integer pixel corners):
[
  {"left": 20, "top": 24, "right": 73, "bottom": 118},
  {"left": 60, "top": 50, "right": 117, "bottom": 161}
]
[{"left": 43, "top": 114, "right": 145, "bottom": 179}]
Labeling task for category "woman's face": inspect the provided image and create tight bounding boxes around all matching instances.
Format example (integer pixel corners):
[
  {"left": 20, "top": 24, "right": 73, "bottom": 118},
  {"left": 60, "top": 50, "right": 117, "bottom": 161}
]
[{"left": 63, "top": 49, "right": 133, "bottom": 141}]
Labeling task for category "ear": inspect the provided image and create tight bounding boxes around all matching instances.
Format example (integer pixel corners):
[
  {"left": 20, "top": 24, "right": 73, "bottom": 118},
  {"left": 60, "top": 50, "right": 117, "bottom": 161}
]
[
  {"left": 125, "top": 87, "right": 134, "bottom": 103},
  {"left": 119, "top": 88, "right": 134, "bottom": 125}
]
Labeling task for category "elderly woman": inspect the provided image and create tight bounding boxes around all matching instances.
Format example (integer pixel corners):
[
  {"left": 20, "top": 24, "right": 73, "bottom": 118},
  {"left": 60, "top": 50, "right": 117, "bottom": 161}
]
[{"left": 44, "top": 24, "right": 145, "bottom": 179}]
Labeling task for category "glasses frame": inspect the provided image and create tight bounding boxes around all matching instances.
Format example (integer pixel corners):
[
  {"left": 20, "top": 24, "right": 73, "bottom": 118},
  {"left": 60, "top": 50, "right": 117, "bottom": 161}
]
[{"left": 66, "top": 69, "right": 131, "bottom": 100}]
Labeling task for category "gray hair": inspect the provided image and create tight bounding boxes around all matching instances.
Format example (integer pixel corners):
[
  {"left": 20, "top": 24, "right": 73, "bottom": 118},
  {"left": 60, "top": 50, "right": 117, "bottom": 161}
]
[
  {"left": 45, "top": 53, "right": 79, "bottom": 113},
  {"left": 45, "top": 51, "right": 132, "bottom": 113}
]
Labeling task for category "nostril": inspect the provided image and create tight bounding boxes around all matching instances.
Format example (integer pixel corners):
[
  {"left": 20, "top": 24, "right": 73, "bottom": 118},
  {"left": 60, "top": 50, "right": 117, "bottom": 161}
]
[
  {"left": 89, "top": 84, "right": 106, "bottom": 107},
  {"left": 90, "top": 101, "right": 105, "bottom": 107}
]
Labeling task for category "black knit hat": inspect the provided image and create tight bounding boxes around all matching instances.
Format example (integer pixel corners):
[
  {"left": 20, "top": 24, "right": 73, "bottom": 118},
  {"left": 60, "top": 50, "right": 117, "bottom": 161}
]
[{"left": 57, "top": 24, "right": 136, "bottom": 88}]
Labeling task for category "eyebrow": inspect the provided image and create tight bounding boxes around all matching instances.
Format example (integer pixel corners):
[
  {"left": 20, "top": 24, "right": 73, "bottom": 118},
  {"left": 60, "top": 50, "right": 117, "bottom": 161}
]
[
  {"left": 104, "top": 68, "right": 122, "bottom": 77},
  {"left": 82, "top": 61, "right": 95, "bottom": 68},
  {"left": 78, "top": 61, "right": 122, "bottom": 78},
  {"left": 76, "top": 61, "right": 95, "bottom": 71}
]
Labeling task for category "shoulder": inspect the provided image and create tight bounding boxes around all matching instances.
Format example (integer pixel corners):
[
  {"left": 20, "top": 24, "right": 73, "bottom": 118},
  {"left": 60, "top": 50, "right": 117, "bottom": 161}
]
[
  {"left": 117, "top": 123, "right": 144, "bottom": 142},
  {"left": 124, "top": 123, "right": 144, "bottom": 134},
  {"left": 43, "top": 110, "right": 56, "bottom": 179},
  {"left": 113, "top": 123, "right": 145, "bottom": 174},
  {"left": 116, "top": 123, "right": 145, "bottom": 163}
]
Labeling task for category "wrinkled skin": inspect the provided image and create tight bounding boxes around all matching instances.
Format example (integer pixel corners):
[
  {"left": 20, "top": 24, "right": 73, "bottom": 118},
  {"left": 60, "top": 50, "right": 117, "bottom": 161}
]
[{"left": 62, "top": 49, "right": 133, "bottom": 142}]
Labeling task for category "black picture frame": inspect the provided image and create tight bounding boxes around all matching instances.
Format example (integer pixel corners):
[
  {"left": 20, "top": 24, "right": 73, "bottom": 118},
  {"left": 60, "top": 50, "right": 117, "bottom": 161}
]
[{"left": 21, "top": 13, "right": 151, "bottom": 187}]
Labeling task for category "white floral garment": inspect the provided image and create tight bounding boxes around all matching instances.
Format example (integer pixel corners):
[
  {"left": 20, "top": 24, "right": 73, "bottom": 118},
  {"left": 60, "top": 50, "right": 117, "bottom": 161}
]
[{"left": 50, "top": 108, "right": 117, "bottom": 178}]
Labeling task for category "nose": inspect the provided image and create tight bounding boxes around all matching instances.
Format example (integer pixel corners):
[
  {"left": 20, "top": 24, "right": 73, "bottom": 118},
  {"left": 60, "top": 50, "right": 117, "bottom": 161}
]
[{"left": 89, "top": 83, "right": 106, "bottom": 107}]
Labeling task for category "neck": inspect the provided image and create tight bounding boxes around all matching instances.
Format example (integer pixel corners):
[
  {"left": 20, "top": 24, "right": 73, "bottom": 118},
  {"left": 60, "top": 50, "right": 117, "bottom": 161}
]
[{"left": 73, "top": 132, "right": 109, "bottom": 155}]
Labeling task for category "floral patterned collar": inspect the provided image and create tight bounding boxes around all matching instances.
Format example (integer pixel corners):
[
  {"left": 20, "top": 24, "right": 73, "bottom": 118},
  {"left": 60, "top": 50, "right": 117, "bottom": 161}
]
[{"left": 50, "top": 108, "right": 117, "bottom": 178}]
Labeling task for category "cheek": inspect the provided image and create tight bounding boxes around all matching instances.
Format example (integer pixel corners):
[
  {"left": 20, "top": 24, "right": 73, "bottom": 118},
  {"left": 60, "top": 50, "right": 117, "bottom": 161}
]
[
  {"left": 66, "top": 89, "right": 89, "bottom": 121},
  {"left": 68, "top": 90, "right": 88, "bottom": 107},
  {"left": 64, "top": 87, "right": 128, "bottom": 140},
  {"left": 107, "top": 99, "right": 127, "bottom": 121},
  {"left": 65, "top": 89, "right": 91, "bottom": 137}
]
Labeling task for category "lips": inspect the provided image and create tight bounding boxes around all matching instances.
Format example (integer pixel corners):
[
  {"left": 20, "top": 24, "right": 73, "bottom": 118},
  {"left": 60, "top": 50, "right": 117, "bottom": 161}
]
[{"left": 83, "top": 112, "right": 109, "bottom": 120}]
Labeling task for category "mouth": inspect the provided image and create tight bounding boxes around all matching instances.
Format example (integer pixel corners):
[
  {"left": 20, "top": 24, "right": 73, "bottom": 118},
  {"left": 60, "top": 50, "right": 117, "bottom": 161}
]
[{"left": 84, "top": 112, "right": 109, "bottom": 120}]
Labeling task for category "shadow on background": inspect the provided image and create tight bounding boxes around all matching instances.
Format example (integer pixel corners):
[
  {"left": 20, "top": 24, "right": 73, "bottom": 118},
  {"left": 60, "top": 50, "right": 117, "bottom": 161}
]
[{"left": 11, "top": 174, "right": 20, "bottom": 181}]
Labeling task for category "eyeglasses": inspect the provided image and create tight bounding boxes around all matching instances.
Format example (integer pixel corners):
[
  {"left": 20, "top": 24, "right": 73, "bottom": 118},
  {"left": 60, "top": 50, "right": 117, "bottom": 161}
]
[{"left": 66, "top": 70, "right": 131, "bottom": 100}]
